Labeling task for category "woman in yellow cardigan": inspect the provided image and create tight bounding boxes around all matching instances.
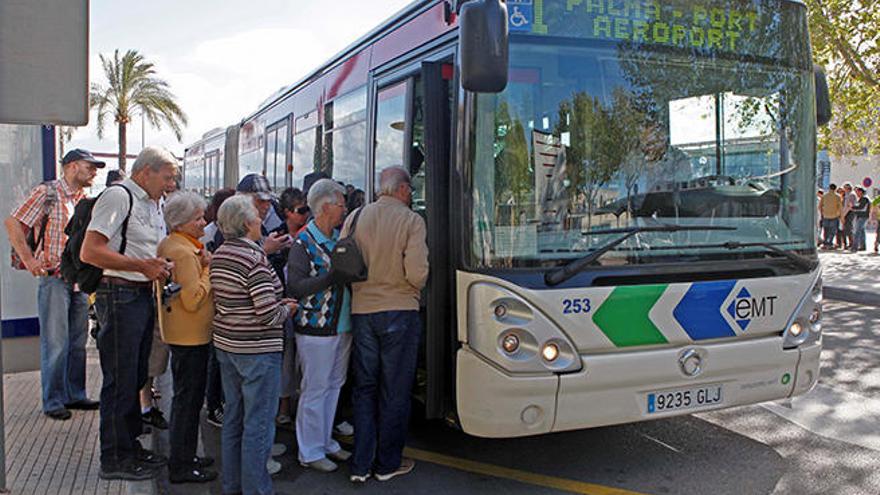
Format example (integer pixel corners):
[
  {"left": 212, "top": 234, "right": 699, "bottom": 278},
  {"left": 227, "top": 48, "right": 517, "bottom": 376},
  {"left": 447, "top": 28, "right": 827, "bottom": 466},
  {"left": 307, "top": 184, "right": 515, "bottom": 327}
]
[{"left": 157, "top": 192, "right": 217, "bottom": 484}]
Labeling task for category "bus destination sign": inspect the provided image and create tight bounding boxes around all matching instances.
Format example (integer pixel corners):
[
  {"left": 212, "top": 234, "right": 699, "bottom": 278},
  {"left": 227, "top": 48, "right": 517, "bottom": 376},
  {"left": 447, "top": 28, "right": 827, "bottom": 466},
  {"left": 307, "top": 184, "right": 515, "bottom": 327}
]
[{"left": 508, "top": 0, "right": 795, "bottom": 58}]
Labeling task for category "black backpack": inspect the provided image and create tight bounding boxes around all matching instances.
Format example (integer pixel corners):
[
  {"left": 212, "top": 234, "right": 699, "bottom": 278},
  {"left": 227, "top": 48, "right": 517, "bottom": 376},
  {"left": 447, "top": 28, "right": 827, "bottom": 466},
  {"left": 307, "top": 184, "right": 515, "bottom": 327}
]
[
  {"left": 330, "top": 207, "right": 368, "bottom": 284},
  {"left": 60, "top": 184, "right": 133, "bottom": 293}
]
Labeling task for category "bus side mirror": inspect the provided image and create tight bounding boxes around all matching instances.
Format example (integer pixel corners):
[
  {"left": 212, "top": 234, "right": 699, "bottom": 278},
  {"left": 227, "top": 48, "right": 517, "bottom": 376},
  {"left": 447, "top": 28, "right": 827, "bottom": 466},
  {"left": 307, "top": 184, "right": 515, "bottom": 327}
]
[
  {"left": 814, "top": 66, "right": 832, "bottom": 127},
  {"left": 459, "top": 0, "right": 509, "bottom": 93}
]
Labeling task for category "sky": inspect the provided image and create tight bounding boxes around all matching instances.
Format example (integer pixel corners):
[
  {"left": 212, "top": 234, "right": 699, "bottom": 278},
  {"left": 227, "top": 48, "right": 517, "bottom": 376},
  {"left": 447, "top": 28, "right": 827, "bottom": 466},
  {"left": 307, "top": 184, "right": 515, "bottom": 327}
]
[{"left": 68, "top": 0, "right": 413, "bottom": 172}]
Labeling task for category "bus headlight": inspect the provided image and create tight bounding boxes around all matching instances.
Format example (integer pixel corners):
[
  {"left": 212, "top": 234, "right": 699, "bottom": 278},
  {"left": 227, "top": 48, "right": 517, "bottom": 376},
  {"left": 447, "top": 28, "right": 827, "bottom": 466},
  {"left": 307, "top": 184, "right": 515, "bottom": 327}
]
[
  {"left": 469, "top": 282, "right": 582, "bottom": 374},
  {"left": 502, "top": 334, "right": 520, "bottom": 354},
  {"left": 783, "top": 275, "right": 822, "bottom": 349},
  {"left": 541, "top": 343, "right": 559, "bottom": 362}
]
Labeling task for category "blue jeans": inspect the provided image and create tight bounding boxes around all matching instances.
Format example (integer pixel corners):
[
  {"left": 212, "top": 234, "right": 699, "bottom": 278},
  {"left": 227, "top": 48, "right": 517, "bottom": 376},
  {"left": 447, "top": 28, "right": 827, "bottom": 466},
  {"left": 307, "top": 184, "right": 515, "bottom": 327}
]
[
  {"left": 854, "top": 216, "right": 868, "bottom": 250},
  {"left": 216, "top": 350, "right": 281, "bottom": 495},
  {"left": 350, "top": 311, "right": 421, "bottom": 476},
  {"left": 37, "top": 276, "right": 89, "bottom": 412},
  {"left": 821, "top": 218, "right": 838, "bottom": 248},
  {"left": 94, "top": 282, "right": 154, "bottom": 467}
]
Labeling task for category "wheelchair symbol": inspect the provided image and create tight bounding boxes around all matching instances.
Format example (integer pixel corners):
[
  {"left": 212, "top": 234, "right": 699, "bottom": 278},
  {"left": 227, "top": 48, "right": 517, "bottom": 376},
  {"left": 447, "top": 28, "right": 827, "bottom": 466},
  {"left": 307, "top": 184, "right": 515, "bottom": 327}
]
[{"left": 510, "top": 7, "right": 529, "bottom": 28}]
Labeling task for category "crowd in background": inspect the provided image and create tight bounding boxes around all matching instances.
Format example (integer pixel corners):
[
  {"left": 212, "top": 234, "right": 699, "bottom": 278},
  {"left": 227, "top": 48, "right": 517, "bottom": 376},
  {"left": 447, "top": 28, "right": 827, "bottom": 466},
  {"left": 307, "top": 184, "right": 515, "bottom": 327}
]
[{"left": 818, "top": 182, "right": 878, "bottom": 253}]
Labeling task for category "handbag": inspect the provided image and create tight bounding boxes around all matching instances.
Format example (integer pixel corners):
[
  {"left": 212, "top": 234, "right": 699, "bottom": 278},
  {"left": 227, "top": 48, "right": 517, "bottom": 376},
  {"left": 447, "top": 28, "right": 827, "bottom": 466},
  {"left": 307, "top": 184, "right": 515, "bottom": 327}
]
[{"left": 330, "top": 207, "right": 368, "bottom": 283}]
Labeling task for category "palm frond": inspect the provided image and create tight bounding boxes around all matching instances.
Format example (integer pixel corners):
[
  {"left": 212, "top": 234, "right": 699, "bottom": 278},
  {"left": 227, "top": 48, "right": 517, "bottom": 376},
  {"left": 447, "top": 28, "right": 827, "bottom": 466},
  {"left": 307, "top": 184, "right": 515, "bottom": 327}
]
[{"left": 91, "top": 48, "right": 187, "bottom": 144}]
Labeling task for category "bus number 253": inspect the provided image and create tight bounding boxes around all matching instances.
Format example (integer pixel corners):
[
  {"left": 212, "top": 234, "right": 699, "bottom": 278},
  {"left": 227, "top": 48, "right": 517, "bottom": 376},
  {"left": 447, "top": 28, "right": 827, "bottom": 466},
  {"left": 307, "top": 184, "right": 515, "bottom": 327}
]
[{"left": 562, "top": 298, "right": 591, "bottom": 314}]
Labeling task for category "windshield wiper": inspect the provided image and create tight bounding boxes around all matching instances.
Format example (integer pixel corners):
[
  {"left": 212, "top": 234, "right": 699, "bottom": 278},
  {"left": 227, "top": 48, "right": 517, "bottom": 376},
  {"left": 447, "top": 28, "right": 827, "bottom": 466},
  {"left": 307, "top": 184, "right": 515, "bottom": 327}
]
[
  {"left": 545, "top": 224, "right": 737, "bottom": 286},
  {"left": 721, "top": 241, "right": 815, "bottom": 271}
]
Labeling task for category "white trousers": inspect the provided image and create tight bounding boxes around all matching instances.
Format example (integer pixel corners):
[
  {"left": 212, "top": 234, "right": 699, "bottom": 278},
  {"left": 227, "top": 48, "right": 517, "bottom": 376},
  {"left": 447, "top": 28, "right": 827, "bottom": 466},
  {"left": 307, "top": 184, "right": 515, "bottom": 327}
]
[{"left": 294, "top": 332, "right": 352, "bottom": 463}]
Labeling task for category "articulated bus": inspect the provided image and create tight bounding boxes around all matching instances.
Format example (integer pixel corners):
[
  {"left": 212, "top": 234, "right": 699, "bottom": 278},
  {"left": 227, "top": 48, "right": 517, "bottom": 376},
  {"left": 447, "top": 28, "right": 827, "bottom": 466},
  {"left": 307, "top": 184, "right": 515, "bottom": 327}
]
[{"left": 185, "top": 0, "right": 830, "bottom": 437}]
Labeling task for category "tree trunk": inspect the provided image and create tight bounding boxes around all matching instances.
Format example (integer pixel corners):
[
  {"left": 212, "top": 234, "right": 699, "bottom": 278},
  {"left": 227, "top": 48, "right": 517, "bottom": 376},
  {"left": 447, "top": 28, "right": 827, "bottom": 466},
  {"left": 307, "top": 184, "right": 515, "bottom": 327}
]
[{"left": 118, "top": 122, "right": 127, "bottom": 172}]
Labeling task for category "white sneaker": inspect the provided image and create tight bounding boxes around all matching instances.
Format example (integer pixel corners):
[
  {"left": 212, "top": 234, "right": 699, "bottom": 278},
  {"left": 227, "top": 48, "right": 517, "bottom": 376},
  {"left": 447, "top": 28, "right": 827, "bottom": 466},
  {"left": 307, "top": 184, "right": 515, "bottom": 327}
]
[
  {"left": 271, "top": 443, "right": 287, "bottom": 457},
  {"left": 376, "top": 458, "right": 415, "bottom": 482},
  {"left": 299, "top": 457, "right": 338, "bottom": 472},
  {"left": 350, "top": 472, "right": 371, "bottom": 483},
  {"left": 333, "top": 421, "right": 354, "bottom": 436},
  {"left": 267, "top": 458, "right": 282, "bottom": 475}
]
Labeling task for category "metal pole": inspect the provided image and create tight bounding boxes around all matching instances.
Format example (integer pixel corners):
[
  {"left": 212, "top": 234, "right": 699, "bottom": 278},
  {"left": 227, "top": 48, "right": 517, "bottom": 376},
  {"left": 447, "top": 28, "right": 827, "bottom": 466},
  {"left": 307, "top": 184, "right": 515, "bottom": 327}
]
[
  {"left": 0, "top": 272, "right": 8, "bottom": 493},
  {"left": 141, "top": 112, "right": 145, "bottom": 150}
]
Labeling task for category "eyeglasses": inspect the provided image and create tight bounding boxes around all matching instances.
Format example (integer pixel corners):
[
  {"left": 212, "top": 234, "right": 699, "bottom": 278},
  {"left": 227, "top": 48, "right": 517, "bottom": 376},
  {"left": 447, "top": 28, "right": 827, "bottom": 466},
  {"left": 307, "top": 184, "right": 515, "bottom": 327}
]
[{"left": 293, "top": 205, "right": 310, "bottom": 215}]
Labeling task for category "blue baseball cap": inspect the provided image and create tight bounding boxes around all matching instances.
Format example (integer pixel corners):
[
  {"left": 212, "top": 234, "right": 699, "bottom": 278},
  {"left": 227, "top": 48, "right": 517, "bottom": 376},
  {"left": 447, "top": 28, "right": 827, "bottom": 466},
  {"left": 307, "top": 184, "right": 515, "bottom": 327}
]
[
  {"left": 237, "top": 173, "right": 273, "bottom": 200},
  {"left": 61, "top": 148, "right": 106, "bottom": 168}
]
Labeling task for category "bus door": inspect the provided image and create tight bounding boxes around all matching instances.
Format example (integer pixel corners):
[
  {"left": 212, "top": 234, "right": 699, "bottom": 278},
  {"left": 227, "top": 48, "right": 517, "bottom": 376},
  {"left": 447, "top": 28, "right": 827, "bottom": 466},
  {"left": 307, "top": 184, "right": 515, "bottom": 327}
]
[{"left": 371, "top": 58, "right": 454, "bottom": 419}]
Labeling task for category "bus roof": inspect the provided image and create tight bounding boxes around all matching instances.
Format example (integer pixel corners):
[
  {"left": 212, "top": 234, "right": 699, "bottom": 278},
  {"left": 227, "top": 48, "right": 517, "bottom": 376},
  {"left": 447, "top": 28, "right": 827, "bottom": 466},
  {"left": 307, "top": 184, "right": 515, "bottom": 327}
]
[{"left": 242, "top": 0, "right": 442, "bottom": 122}]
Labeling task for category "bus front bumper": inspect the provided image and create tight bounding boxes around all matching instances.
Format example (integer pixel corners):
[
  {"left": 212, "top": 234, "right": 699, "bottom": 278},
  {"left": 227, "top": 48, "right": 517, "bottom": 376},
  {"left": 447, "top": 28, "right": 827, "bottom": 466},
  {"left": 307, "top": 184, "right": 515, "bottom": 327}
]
[{"left": 456, "top": 337, "right": 821, "bottom": 438}]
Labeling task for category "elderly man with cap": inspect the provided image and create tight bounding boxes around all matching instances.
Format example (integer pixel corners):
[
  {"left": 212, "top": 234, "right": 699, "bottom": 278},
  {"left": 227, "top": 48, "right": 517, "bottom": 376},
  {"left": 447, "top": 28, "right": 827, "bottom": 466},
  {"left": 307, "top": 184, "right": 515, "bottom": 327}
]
[
  {"left": 212, "top": 174, "right": 292, "bottom": 256},
  {"left": 4, "top": 148, "right": 104, "bottom": 420}
]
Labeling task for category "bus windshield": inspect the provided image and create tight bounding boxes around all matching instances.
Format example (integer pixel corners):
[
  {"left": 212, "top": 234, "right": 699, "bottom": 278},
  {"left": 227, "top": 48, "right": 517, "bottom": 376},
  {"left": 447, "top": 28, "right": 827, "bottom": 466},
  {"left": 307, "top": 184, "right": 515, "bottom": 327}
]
[{"left": 468, "top": 0, "right": 816, "bottom": 269}]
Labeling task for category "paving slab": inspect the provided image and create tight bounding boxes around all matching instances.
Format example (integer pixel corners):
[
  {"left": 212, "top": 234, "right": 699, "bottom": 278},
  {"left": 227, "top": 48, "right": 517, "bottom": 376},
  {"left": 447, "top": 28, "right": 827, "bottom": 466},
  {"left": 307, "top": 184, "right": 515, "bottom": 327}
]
[{"left": 3, "top": 345, "right": 152, "bottom": 495}]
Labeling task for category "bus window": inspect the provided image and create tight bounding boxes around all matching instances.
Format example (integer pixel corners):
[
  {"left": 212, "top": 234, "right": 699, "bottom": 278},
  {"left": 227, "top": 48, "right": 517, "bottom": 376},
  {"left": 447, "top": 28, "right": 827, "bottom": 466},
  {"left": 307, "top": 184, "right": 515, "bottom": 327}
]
[
  {"left": 374, "top": 81, "right": 409, "bottom": 193},
  {"left": 293, "top": 112, "right": 321, "bottom": 191},
  {"left": 373, "top": 78, "right": 426, "bottom": 214},
  {"left": 205, "top": 151, "right": 221, "bottom": 195},
  {"left": 324, "top": 86, "right": 367, "bottom": 191},
  {"left": 265, "top": 119, "right": 289, "bottom": 191}
]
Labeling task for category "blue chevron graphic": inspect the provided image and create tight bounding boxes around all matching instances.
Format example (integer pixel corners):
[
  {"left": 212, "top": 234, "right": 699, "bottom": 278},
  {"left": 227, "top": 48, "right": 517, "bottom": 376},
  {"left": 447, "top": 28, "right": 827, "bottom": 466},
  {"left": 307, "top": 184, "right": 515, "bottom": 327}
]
[{"left": 673, "top": 280, "right": 738, "bottom": 340}]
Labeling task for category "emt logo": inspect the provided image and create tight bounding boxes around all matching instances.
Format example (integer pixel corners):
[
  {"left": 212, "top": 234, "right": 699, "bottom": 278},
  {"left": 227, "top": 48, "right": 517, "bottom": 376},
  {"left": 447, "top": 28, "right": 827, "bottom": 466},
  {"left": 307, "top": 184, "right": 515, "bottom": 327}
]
[{"left": 726, "top": 287, "right": 778, "bottom": 331}]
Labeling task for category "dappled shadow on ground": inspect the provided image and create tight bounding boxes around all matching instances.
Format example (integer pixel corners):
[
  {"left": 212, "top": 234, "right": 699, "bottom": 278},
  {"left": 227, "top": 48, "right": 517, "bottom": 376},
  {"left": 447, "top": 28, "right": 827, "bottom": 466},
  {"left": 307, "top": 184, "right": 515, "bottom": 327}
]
[
  {"left": 820, "top": 301, "right": 880, "bottom": 397},
  {"left": 701, "top": 405, "right": 880, "bottom": 495}
]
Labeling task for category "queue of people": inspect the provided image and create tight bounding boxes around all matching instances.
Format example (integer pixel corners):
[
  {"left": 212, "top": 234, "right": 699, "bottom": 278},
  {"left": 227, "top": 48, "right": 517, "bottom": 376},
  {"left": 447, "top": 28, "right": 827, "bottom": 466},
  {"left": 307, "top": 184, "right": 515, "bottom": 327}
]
[{"left": 6, "top": 146, "right": 429, "bottom": 493}]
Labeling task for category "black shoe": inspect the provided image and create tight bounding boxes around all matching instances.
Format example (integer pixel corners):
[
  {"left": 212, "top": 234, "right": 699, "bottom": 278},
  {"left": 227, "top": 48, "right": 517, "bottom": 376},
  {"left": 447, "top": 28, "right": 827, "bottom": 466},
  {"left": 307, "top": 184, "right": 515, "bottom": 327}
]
[
  {"left": 45, "top": 408, "right": 72, "bottom": 420},
  {"left": 169, "top": 467, "right": 218, "bottom": 484},
  {"left": 65, "top": 399, "right": 100, "bottom": 410},
  {"left": 99, "top": 460, "right": 158, "bottom": 481},
  {"left": 206, "top": 408, "right": 223, "bottom": 427},
  {"left": 193, "top": 456, "right": 215, "bottom": 468},
  {"left": 142, "top": 408, "right": 168, "bottom": 429},
  {"left": 134, "top": 442, "right": 168, "bottom": 468}
]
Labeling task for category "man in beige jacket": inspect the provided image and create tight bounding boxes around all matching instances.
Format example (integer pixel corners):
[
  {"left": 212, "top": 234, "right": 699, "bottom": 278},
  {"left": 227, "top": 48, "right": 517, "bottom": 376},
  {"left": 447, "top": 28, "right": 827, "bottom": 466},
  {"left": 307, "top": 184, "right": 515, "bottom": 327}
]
[{"left": 342, "top": 166, "right": 428, "bottom": 483}]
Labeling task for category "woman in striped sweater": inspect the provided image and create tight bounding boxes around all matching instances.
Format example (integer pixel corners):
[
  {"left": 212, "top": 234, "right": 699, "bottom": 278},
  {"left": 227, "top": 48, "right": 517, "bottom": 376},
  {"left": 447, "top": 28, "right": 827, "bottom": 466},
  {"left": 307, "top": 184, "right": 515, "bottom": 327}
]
[{"left": 210, "top": 195, "right": 297, "bottom": 495}]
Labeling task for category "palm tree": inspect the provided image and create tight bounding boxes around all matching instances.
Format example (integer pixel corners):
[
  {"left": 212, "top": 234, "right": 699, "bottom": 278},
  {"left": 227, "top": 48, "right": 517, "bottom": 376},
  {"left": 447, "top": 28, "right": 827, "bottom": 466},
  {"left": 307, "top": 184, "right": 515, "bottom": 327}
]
[
  {"left": 57, "top": 126, "right": 76, "bottom": 158},
  {"left": 90, "top": 49, "right": 187, "bottom": 171}
]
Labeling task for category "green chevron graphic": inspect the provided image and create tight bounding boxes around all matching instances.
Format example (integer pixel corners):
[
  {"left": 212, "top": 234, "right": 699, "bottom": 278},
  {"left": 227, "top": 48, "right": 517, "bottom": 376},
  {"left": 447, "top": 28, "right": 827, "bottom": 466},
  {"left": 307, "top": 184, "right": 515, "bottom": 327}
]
[{"left": 592, "top": 285, "right": 669, "bottom": 347}]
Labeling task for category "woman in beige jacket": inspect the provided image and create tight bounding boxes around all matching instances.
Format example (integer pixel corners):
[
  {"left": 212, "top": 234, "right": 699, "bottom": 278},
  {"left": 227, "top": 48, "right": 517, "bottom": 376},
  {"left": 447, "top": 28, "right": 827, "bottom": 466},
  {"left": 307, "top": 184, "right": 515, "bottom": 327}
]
[{"left": 156, "top": 192, "right": 217, "bottom": 484}]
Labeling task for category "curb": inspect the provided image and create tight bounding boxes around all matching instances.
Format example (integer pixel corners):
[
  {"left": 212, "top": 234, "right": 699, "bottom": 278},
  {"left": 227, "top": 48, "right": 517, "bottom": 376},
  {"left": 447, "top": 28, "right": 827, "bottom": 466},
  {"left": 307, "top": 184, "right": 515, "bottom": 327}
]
[{"left": 824, "top": 286, "right": 880, "bottom": 308}]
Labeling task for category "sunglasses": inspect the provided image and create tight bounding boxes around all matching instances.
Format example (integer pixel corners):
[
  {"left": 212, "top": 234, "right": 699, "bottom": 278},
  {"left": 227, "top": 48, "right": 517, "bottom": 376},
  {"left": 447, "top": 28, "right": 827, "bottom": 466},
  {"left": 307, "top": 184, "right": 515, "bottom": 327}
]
[{"left": 293, "top": 205, "right": 310, "bottom": 215}]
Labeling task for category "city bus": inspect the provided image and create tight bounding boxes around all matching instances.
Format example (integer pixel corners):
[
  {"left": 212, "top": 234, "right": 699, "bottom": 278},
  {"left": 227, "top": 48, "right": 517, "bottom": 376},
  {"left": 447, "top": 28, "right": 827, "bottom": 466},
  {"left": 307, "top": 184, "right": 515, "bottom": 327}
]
[
  {"left": 182, "top": 125, "right": 239, "bottom": 198},
  {"left": 185, "top": 0, "right": 830, "bottom": 438}
]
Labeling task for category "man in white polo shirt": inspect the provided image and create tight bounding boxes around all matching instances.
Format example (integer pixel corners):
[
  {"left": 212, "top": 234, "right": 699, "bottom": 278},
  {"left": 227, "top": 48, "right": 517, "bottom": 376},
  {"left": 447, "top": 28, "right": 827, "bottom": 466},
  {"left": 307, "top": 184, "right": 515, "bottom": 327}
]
[{"left": 81, "top": 146, "right": 178, "bottom": 481}]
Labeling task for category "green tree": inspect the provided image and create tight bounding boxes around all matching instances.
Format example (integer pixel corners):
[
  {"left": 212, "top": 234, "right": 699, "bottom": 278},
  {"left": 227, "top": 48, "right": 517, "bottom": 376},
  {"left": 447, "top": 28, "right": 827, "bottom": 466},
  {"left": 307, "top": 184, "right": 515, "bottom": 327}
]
[
  {"left": 494, "top": 100, "right": 532, "bottom": 218},
  {"left": 57, "top": 126, "right": 77, "bottom": 158},
  {"left": 90, "top": 49, "right": 187, "bottom": 171},
  {"left": 806, "top": 0, "right": 880, "bottom": 155}
]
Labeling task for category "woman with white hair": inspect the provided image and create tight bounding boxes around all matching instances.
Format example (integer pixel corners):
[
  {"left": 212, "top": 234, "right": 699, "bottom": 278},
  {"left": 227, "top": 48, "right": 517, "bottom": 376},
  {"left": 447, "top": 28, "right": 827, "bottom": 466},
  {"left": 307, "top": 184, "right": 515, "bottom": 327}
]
[
  {"left": 210, "top": 194, "right": 297, "bottom": 495},
  {"left": 155, "top": 192, "right": 218, "bottom": 484},
  {"left": 287, "top": 178, "right": 353, "bottom": 472}
]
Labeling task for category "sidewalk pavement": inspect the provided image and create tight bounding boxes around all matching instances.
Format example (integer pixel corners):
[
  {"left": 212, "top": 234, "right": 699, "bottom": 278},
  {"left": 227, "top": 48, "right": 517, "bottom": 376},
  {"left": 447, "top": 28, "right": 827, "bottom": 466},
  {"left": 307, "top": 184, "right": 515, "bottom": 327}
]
[
  {"left": 2, "top": 344, "right": 152, "bottom": 495},
  {"left": 819, "top": 231, "right": 880, "bottom": 307}
]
